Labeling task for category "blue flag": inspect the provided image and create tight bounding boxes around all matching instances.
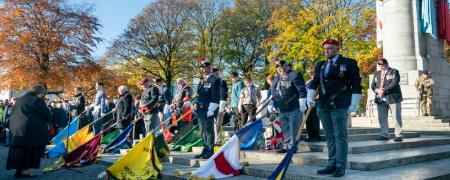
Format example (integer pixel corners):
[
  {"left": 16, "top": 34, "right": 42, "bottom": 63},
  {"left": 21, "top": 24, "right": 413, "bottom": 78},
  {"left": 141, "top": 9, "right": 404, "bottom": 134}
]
[
  {"left": 51, "top": 117, "right": 79, "bottom": 145},
  {"left": 266, "top": 139, "right": 300, "bottom": 180},
  {"left": 235, "top": 119, "right": 265, "bottom": 150},
  {"left": 102, "top": 123, "right": 135, "bottom": 154}
]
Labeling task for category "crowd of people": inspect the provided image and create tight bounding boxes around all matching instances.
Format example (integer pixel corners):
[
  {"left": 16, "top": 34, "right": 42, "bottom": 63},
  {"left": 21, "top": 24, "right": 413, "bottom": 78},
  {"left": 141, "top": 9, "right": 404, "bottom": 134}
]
[{"left": 0, "top": 39, "right": 437, "bottom": 178}]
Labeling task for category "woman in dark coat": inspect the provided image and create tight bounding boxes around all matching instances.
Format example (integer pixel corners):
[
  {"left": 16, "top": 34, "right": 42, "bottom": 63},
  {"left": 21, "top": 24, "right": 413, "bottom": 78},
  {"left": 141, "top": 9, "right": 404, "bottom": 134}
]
[
  {"left": 114, "top": 86, "right": 133, "bottom": 130},
  {"left": 6, "top": 84, "right": 51, "bottom": 178}
]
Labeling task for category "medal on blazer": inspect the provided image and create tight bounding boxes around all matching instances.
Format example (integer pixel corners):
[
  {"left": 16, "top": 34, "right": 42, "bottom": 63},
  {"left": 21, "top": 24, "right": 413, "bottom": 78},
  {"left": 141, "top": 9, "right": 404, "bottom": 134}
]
[{"left": 338, "top": 64, "right": 346, "bottom": 77}]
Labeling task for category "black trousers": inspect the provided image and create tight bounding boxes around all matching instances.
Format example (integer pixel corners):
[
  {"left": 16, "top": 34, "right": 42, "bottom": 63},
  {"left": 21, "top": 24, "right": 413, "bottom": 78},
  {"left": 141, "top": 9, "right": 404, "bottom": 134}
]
[
  {"left": 198, "top": 116, "right": 215, "bottom": 153},
  {"left": 231, "top": 107, "right": 245, "bottom": 131},
  {"left": 306, "top": 105, "right": 321, "bottom": 140}
]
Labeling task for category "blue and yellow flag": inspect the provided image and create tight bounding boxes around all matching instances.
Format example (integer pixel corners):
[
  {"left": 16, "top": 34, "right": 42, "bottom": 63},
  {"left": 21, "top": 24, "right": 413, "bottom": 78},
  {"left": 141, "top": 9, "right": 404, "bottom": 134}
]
[
  {"left": 46, "top": 125, "right": 91, "bottom": 158},
  {"left": 102, "top": 133, "right": 163, "bottom": 179},
  {"left": 266, "top": 139, "right": 300, "bottom": 180},
  {"left": 51, "top": 117, "right": 79, "bottom": 145},
  {"left": 236, "top": 119, "right": 265, "bottom": 150},
  {"left": 102, "top": 123, "right": 134, "bottom": 154}
]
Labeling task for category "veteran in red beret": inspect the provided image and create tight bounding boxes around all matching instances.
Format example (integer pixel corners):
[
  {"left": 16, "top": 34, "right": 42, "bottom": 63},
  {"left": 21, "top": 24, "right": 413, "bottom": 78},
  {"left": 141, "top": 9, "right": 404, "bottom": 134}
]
[
  {"left": 307, "top": 39, "right": 362, "bottom": 177},
  {"left": 138, "top": 77, "right": 160, "bottom": 134}
]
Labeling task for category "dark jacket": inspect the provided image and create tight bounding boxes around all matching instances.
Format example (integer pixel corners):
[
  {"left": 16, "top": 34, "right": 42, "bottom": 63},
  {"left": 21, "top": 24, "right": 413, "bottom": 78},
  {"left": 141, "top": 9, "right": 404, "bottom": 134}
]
[
  {"left": 309, "top": 55, "right": 362, "bottom": 109},
  {"left": 173, "top": 85, "right": 193, "bottom": 108},
  {"left": 71, "top": 94, "right": 85, "bottom": 118},
  {"left": 52, "top": 107, "right": 68, "bottom": 127},
  {"left": 9, "top": 92, "right": 52, "bottom": 146},
  {"left": 219, "top": 78, "right": 229, "bottom": 101},
  {"left": 196, "top": 74, "right": 221, "bottom": 118},
  {"left": 371, "top": 67, "right": 403, "bottom": 104},
  {"left": 141, "top": 85, "right": 159, "bottom": 114},
  {"left": 270, "top": 69, "right": 307, "bottom": 111},
  {"left": 115, "top": 92, "right": 133, "bottom": 129},
  {"left": 157, "top": 85, "right": 171, "bottom": 112}
]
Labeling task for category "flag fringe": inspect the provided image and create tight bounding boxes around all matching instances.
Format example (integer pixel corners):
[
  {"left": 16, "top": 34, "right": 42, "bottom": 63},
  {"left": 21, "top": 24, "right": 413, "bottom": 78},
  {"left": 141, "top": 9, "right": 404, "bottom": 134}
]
[
  {"left": 42, "top": 158, "right": 65, "bottom": 171},
  {"left": 240, "top": 162, "right": 249, "bottom": 166}
]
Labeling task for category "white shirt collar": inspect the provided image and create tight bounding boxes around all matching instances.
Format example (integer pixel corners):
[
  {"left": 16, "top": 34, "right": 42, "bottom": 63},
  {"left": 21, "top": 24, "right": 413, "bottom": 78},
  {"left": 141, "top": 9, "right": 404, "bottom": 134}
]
[{"left": 329, "top": 54, "right": 339, "bottom": 63}]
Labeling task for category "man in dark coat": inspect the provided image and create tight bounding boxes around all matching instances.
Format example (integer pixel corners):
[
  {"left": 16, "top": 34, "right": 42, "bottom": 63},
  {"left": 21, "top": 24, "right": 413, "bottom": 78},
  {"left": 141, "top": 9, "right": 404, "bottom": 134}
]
[
  {"left": 139, "top": 78, "right": 159, "bottom": 134},
  {"left": 103, "top": 97, "right": 116, "bottom": 135},
  {"left": 52, "top": 101, "right": 68, "bottom": 134},
  {"left": 71, "top": 87, "right": 85, "bottom": 127},
  {"left": 154, "top": 78, "right": 172, "bottom": 131},
  {"left": 194, "top": 58, "right": 220, "bottom": 159},
  {"left": 7, "top": 85, "right": 51, "bottom": 178},
  {"left": 308, "top": 39, "right": 362, "bottom": 177},
  {"left": 371, "top": 58, "right": 403, "bottom": 141},
  {"left": 212, "top": 68, "right": 228, "bottom": 145},
  {"left": 114, "top": 86, "right": 133, "bottom": 131},
  {"left": 171, "top": 78, "right": 193, "bottom": 131}
]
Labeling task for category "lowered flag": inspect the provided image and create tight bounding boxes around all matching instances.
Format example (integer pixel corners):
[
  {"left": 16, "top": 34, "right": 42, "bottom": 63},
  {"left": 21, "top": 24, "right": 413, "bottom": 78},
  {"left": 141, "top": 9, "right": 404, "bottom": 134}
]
[
  {"left": 51, "top": 117, "right": 79, "bottom": 145},
  {"left": 170, "top": 124, "right": 203, "bottom": 152},
  {"left": 266, "top": 140, "right": 300, "bottom": 180},
  {"left": 154, "top": 133, "right": 170, "bottom": 160},
  {"left": 101, "top": 133, "right": 163, "bottom": 179},
  {"left": 175, "top": 135, "right": 242, "bottom": 179},
  {"left": 168, "top": 120, "right": 194, "bottom": 144},
  {"left": 102, "top": 123, "right": 134, "bottom": 154},
  {"left": 46, "top": 125, "right": 91, "bottom": 158},
  {"left": 102, "top": 129, "right": 121, "bottom": 144},
  {"left": 267, "top": 119, "right": 284, "bottom": 150},
  {"left": 43, "top": 133, "right": 102, "bottom": 171},
  {"left": 236, "top": 119, "right": 265, "bottom": 150}
]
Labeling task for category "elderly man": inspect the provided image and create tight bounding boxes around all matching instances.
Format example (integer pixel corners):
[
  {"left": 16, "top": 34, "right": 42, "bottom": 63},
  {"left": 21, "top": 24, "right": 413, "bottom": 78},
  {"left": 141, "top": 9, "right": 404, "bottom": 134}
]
[
  {"left": 113, "top": 86, "right": 133, "bottom": 131},
  {"left": 92, "top": 82, "right": 106, "bottom": 135},
  {"left": 171, "top": 78, "right": 193, "bottom": 130},
  {"left": 269, "top": 59, "right": 307, "bottom": 154},
  {"left": 372, "top": 58, "right": 403, "bottom": 141},
  {"left": 139, "top": 78, "right": 159, "bottom": 134},
  {"left": 308, "top": 39, "right": 362, "bottom": 177}
]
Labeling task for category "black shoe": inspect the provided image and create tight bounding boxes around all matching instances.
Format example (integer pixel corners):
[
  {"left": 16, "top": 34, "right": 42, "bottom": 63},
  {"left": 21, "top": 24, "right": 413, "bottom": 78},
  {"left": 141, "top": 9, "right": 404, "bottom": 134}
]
[
  {"left": 333, "top": 167, "right": 345, "bottom": 177},
  {"left": 201, "top": 153, "right": 212, "bottom": 159},
  {"left": 276, "top": 149, "right": 288, "bottom": 153},
  {"left": 394, "top": 137, "right": 403, "bottom": 142},
  {"left": 14, "top": 171, "right": 38, "bottom": 179},
  {"left": 194, "top": 150, "right": 206, "bottom": 158},
  {"left": 305, "top": 138, "right": 320, "bottom": 142},
  {"left": 317, "top": 166, "right": 336, "bottom": 174},
  {"left": 376, "top": 136, "right": 389, "bottom": 140}
]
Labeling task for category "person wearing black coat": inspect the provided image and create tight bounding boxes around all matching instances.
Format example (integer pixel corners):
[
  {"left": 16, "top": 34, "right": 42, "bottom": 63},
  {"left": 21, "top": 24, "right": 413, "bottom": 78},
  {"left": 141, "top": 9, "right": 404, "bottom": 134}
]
[
  {"left": 6, "top": 85, "right": 51, "bottom": 178},
  {"left": 52, "top": 102, "right": 68, "bottom": 134},
  {"left": 71, "top": 87, "right": 85, "bottom": 128},
  {"left": 139, "top": 78, "right": 159, "bottom": 134},
  {"left": 114, "top": 86, "right": 133, "bottom": 130}
]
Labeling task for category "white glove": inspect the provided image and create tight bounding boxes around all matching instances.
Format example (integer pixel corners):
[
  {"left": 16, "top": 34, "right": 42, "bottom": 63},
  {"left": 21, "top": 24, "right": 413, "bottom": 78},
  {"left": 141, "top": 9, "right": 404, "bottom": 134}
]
[
  {"left": 207, "top": 102, "right": 219, "bottom": 117},
  {"left": 347, "top": 94, "right": 362, "bottom": 114},
  {"left": 184, "top": 101, "right": 191, "bottom": 107},
  {"left": 219, "top": 100, "right": 227, "bottom": 111},
  {"left": 299, "top": 98, "right": 307, "bottom": 112},
  {"left": 267, "top": 104, "right": 276, "bottom": 112},
  {"left": 164, "top": 104, "right": 170, "bottom": 114},
  {"left": 307, "top": 89, "right": 316, "bottom": 105}
]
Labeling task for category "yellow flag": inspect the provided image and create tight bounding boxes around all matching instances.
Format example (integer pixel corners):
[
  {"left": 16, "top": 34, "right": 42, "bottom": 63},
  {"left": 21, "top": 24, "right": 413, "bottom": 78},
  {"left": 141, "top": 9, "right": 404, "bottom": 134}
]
[
  {"left": 105, "top": 134, "right": 163, "bottom": 179},
  {"left": 63, "top": 126, "right": 93, "bottom": 152}
]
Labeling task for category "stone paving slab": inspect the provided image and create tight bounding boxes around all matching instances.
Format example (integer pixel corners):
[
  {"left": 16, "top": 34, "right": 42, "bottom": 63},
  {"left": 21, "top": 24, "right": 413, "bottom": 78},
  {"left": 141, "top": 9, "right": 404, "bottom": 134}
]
[
  {"left": 352, "top": 116, "right": 450, "bottom": 120},
  {"left": 352, "top": 121, "right": 450, "bottom": 127},
  {"left": 300, "top": 132, "right": 420, "bottom": 142},
  {"left": 299, "top": 136, "right": 450, "bottom": 154}
]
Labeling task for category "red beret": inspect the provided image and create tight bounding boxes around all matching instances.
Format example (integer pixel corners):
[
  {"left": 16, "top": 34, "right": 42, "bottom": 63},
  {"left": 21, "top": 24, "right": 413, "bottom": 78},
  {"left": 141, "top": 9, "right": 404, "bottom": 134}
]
[
  {"left": 182, "top": 97, "right": 191, "bottom": 102},
  {"left": 322, "top": 39, "right": 339, "bottom": 47},
  {"left": 139, "top": 78, "right": 149, "bottom": 85},
  {"left": 12, "top": 97, "right": 18, "bottom": 100}
]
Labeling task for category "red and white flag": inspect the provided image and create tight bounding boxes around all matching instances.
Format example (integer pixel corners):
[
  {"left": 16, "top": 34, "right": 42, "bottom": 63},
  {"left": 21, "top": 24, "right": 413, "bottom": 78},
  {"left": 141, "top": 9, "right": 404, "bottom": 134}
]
[
  {"left": 190, "top": 135, "right": 242, "bottom": 179},
  {"left": 376, "top": 0, "right": 383, "bottom": 49}
]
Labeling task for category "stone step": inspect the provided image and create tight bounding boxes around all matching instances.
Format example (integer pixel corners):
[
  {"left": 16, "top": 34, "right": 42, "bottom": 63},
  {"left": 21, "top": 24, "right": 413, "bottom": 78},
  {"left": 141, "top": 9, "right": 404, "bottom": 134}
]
[
  {"left": 352, "top": 125, "right": 450, "bottom": 135},
  {"left": 352, "top": 121, "right": 450, "bottom": 127},
  {"left": 298, "top": 136, "right": 450, "bottom": 154},
  {"left": 300, "top": 132, "right": 420, "bottom": 142},
  {"left": 353, "top": 119, "right": 450, "bottom": 123},
  {"left": 97, "top": 152, "right": 450, "bottom": 180},
  {"left": 353, "top": 116, "right": 450, "bottom": 120},
  {"left": 240, "top": 144, "right": 450, "bottom": 171},
  {"left": 97, "top": 154, "right": 261, "bottom": 180}
]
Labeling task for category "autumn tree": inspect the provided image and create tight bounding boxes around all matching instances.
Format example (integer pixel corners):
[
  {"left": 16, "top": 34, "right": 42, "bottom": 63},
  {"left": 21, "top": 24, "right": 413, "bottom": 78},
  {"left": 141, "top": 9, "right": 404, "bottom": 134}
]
[
  {"left": 0, "top": 0, "right": 103, "bottom": 91},
  {"left": 216, "top": 0, "right": 282, "bottom": 86},
  {"left": 106, "top": 0, "right": 196, "bottom": 90}
]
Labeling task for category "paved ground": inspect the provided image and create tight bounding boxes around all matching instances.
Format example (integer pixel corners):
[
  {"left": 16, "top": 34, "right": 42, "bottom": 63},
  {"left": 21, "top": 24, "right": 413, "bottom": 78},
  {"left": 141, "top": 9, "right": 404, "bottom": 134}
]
[{"left": 0, "top": 143, "right": 109, "bottom": 180}]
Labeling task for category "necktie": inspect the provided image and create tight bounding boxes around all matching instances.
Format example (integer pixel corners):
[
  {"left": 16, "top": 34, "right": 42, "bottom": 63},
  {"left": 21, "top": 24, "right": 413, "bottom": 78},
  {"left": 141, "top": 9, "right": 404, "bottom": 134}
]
[
  {"left": 325, "top": 60, "right": 333, "bottom": 77},
  {"left": 380, "top": 71, "right": 386, "bottom": 88}
]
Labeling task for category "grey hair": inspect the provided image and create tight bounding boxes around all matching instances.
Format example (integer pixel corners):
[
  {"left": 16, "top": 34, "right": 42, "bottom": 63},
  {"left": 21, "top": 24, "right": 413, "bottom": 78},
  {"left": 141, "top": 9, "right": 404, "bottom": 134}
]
[
  {"left": 30, "top": 84, "right": 46, "bottom": 95},
  {"left": 118, "top": 86, "right": 128, "bottom": 92}
]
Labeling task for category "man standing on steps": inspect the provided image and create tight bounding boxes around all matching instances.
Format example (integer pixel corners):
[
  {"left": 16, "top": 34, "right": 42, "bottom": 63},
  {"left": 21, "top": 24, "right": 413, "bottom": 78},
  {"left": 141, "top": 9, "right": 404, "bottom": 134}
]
[
  {"left": 414, "top": 70, "right": 434, "bottom": 116},
  {"left": 92, "top": 82, "right": 106, "bottom": 135},
  {"left": 371, "top": 58, "right": 403, "bottom": 142},
  {"left": 194, "top": 58, "right": 220, "bottom": 159},
  {"left": 229, "top": 72, "right": 245, "bottom": 132},
  {"left": 308, "top": 39, "right": 362, "bottom": 177},
  {"left": 212, "top": 68, "right": 228, "bottom": 145},
  {"left": 270, "top": 58, "right": 307, "bottom": 154},
  {"left": 139, "top": 78, "right": 159, "bottom": 135}
]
